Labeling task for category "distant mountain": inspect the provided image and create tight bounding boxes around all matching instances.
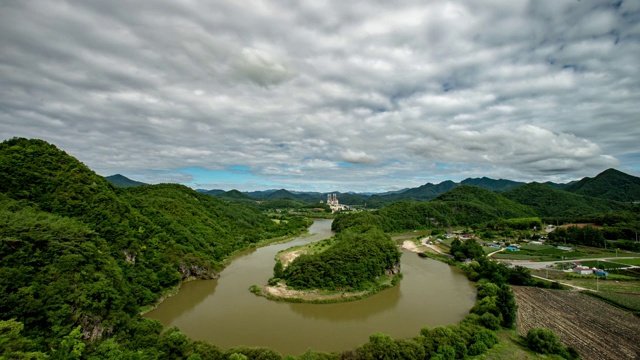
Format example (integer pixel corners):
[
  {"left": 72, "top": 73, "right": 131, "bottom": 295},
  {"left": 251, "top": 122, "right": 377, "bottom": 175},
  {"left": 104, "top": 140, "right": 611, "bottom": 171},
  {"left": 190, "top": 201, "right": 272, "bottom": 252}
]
[
  {"left": 460, "top": 177, "right": 524, "bottom": 192},
  {"left": 368, "top": 180, "right": 458, "bottom": 204},
  {"left": 196, "top": 188, "right": 226, "bottom": 196},
  {"left": 564, "top": 168, "right": 640, "bottom": 202},
  {"left": 244, "top": 189, "right": 278, "bottom": 199},
  {"left": 503, "top": 182, "right": 631, "bottom": 217},
  {"left": 195, "top": 168, "right": 640, "bottom": 208},
  {"left": 105, "top": 174, "right": 147, "bottom": 187},
  {"left": 368, "top": 177, "right": 525, "bottom": 205},
  {"left": 265, "top": 189, "right": 297, "bottom": 200},
  {"left": 543, "top": 181, "right": 570, "bottom": 189},
  {"left": 434, "top": 185, "right": 536, "bottom": 218},
  {"left": 218, "top": 189, "right": 253, "bottom": 200}
]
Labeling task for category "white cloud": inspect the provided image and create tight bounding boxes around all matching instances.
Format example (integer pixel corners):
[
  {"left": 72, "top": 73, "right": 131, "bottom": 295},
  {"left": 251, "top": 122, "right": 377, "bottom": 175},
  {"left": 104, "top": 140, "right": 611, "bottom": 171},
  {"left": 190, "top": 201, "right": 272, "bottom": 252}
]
[{"left": 1, "top": 0, "right": 639, "bottom": 191}]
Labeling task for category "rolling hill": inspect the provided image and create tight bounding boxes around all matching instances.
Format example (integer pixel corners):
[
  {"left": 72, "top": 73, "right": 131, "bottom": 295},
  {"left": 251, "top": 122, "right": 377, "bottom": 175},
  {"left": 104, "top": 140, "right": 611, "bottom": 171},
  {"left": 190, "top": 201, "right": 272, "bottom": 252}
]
[
  {"left": 564, "top": 168, "right": 640, "bottom": 202},
  {"left": 105, "top": 174, "right": 147, "bottom": 187},
  {"left": 0, "top": 137, "right": 310, "bottom": 347},
  {"left": 503, "top": 182, "right": 632, "bottom": 217}
]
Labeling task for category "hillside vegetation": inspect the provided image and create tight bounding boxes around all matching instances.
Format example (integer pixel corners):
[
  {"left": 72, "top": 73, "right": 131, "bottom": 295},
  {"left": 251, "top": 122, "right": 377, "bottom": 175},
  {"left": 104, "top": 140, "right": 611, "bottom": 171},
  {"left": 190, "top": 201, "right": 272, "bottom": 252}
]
[
  {"left": 1, "top": 137, "right": 638, "bottom": 359},
  {"left": 0, "top": 137, "right": 310, "bottom": 354},
  {"left": 503, "top": 182, "right": 631, "bottom": 217},
  {"left": 280, "top": 226, "right": 401, "bottom": 291},
  {"left": 564, "top": 168, "right": 640, "bottom": 202},
  {"left": 333, "top": 186, "right": 536, "bottom": 233}
]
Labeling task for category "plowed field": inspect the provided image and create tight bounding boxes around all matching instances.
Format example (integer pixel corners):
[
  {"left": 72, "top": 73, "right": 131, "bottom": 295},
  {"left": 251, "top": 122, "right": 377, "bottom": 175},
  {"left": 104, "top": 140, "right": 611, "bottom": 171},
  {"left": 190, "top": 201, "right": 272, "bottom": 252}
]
[{"left": 513, "top": 287, "right": 640, "bottom": 360}]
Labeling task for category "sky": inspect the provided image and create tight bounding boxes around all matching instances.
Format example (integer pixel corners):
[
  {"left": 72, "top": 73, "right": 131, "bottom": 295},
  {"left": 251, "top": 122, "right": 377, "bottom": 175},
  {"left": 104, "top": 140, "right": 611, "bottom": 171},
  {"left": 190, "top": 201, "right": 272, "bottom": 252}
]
[{"left": 1, "top": 0, "right": 639, "bottom": 193}]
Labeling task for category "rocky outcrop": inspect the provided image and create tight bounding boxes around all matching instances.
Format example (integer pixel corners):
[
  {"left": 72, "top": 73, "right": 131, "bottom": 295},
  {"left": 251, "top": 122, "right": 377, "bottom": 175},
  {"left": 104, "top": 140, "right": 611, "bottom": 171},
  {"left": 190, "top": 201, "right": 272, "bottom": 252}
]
[
  {"left": 384, "top": 262, "right": 401, "bottom": 276},
  {"left": 80, "top": 315, "right": 112, "bottom": 341},
  {"left": 178, "top": 262, "right": 218, "bottom": 280}
]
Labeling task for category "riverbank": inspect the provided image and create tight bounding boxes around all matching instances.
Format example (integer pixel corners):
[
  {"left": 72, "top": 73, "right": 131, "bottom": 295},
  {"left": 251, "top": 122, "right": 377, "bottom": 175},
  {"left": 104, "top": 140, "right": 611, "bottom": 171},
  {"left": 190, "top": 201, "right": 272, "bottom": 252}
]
[
  {"left": 139, "top": 222, "right": 313, "bottom": 315},
  {"left": 250, "top": 273, "right": 402, "bottom": 304},
  {"left": 144, "top": 219, "right": 476, "bottom": 354},
  {"left": 253, "top": 233, "right": 403, "bottom": 304}
]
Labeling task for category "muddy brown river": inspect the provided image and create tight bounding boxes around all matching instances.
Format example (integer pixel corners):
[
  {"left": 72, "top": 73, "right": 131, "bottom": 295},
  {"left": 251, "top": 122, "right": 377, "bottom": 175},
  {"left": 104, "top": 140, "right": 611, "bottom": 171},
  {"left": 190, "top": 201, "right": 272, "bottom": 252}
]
[{"left": 145, "top": 219, "right": 476, "bottom": 355}]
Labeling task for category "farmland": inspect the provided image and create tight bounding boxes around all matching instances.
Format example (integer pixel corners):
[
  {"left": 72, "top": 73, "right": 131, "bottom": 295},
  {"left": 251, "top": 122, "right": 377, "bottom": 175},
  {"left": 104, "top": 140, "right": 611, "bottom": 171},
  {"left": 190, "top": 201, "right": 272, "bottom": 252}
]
[
  {"left": 578, "top": 260, "right": 630, "bottom": 269},
  {"left": 513, "top": 287, "right": 640, "bottom": 360}
]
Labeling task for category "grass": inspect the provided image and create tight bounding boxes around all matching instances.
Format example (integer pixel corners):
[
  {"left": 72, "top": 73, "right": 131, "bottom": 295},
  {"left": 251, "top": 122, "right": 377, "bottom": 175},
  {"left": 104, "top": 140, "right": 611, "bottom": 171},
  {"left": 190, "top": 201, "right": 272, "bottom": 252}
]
[
  {"left": 276, "top": 236, "right": 336, "bottom": 261},
  {"left": 492, "top": 253, "right": 541, "bottom": 260},
  {"left": 582, "top": 291, "right": 640, "bottom": 314},
  {"left": 389, "top": 229, "right": 433, "bottom": 242},
  {"left": 439, "top": 238, "right": 454, "bottom": 247},
  {"left": 483, "top": 246, "right": 499, "bottom": 254},
  {"left": 615, "top": 258, "right": 640, "bottom": 266},
  {"left": 578, "top": 260, "right": 630, "bottom": 270},
  {"left": 520, "top": 244, "right": 554, "bottom": 251},
  {"left": 561, "top": 277, "right": 640, "bottom": 293},
  {"left": 473, "top": 330, "right": 556, "bottom": 360},
  {"left": 531, "top": 268, "right": 640, "bottom": 293}
]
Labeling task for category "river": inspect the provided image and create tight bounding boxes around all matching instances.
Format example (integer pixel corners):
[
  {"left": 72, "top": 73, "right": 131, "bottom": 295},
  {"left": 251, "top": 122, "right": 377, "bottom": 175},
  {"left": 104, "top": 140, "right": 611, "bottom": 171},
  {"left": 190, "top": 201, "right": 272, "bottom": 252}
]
[{"left": 144, "top": 219, "right": 476, "bottom": 355}]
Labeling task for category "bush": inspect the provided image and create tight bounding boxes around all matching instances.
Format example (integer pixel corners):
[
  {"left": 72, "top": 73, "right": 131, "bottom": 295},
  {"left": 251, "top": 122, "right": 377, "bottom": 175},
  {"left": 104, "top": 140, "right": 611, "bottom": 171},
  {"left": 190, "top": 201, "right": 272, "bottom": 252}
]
[
  {"left": 468, "top": 341, "right": 488, "bottom": 356},
  {"left": 472, "top": 329, "right": 499, "bottom": 348},
  {"left": 526, "top": 328, "right": 565, "bottom": 355},
  {"left": 479, "top": 312, "right": 501, "bottom": 330}
]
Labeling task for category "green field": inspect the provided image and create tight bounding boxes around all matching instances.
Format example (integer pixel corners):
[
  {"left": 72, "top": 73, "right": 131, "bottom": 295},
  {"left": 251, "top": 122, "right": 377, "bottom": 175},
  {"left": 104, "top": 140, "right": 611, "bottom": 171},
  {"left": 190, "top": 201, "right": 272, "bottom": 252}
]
[
  {"left": 492, "top": 253, "right": 541, "bottom": 260},
  {"left": 615, "top": 258, "right": 640, "bottom": 266},
  {"left": 483, "top": 246, "right": 501, "bottom": 254},
  {"left": 579, "top": 260, "right": 630, "bottom": 269},
  {"left": 519, "top": 244, "right": 554, "bottom": 251},
  {"left": 583, "top": 291, "right": 640, "bottom": 314}
]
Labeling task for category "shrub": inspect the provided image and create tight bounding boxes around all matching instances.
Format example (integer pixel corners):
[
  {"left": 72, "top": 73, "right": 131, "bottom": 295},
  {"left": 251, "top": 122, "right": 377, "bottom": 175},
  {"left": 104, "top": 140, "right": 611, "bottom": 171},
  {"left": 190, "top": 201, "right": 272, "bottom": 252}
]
[
  {"left": 468, "top": 341, "right": 488, "bottom": 356},
  {"left": 526, "top": 328, "right": 565, "bottom": 355}
]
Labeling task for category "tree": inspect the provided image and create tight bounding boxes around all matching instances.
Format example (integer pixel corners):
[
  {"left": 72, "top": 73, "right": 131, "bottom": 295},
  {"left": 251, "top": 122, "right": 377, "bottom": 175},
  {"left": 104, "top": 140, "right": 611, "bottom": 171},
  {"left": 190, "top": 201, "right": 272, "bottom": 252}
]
[
  {"left": 0, "top": 319, "right": 47, "bottom": 359},
  {"left": 526, "top": 328, "right": 565, "bottom": 355},
  {"left": 497, "top": 284, "right": 517, "bottom": 328},
  {"left": 273, "top": 261, "right": 284, "bottom": 279},
  {"left": 52, "top": 326, "right": 85, "bottom": 360},
  {"left": 356, "top": 333, "right": 401, "bottom": 359}
]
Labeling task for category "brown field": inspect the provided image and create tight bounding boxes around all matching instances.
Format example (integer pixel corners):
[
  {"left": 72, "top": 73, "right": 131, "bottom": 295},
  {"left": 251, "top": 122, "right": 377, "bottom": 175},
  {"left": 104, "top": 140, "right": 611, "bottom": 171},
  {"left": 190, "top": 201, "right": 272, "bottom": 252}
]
[{"left": 513, "top": 286, "right": 640, "bottom": 360}]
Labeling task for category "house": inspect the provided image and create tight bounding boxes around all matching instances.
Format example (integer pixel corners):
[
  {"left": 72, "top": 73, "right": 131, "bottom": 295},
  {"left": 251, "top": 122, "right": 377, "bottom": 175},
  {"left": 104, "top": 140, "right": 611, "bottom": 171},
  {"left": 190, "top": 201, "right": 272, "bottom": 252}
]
[{"left": 573, "top": 266, "right": 593, "bottom": 275}]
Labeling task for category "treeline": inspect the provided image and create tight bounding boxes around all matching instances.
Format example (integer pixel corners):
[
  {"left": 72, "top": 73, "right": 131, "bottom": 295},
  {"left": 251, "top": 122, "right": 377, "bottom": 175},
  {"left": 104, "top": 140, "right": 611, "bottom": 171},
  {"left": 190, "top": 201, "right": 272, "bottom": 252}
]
[
  {"left": 549, "top": 225, "right": 640, "bottom": 252},
  {"left": 332, "top": 184, "right": 639, "bottom": 246},
  {"left": 279, "top": 226, "right": 401, "bottom": 291},
  {"left": 0, "top": 138, "right": 311, "bottom": 355}
]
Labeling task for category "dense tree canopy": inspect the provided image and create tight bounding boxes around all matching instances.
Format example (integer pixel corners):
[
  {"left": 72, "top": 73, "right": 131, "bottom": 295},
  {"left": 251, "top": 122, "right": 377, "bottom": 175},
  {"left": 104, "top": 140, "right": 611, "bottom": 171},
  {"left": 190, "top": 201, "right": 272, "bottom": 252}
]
[
  {"left": 282, "top": 226, "right": 401, "bottom": 291},
  {"left": 0, "top": 138, "right": 311, "bottom": 355}
]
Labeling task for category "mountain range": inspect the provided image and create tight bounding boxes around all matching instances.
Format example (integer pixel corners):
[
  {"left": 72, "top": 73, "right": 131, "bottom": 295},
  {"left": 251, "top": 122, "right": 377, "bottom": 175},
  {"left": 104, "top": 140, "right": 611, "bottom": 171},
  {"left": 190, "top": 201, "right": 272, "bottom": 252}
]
[{"left": 107, "top": 169, "right": 640, "bottom": 206}]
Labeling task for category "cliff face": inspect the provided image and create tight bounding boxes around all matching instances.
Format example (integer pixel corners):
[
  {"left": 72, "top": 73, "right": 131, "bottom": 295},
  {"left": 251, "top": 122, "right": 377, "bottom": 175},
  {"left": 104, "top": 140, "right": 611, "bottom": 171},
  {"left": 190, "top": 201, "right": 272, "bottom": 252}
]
[{"left": 384, "top": 263, "right": 401, "bottom": 276}]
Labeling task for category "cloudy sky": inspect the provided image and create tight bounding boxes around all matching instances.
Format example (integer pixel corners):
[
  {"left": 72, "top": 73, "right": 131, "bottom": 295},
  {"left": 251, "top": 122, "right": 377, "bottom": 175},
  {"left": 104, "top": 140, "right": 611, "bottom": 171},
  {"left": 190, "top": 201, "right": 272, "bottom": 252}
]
[{"left": 1, "top": 0, "right": 639, "bottom": 192}]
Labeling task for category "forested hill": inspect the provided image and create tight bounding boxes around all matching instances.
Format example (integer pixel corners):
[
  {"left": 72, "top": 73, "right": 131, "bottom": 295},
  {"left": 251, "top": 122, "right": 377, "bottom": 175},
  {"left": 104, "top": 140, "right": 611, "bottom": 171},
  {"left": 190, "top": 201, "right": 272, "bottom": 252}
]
[
  {"left": 0, "top": 137, "right": 310, "bottom": 352},
  {"left": 105, "top": 173, "right": 147, "bottom": 187},
  {"left": 331, "top": 182, "right": 635, "bottom": 234},
  {"left": 564, "top": 168, "right": 640, "bottom": 202},
  {"left": 332, "top": 186, "right": 536, "bottom": 233},
  {"left": 503, "top": 182, "right": 632, "bottom": 217}
]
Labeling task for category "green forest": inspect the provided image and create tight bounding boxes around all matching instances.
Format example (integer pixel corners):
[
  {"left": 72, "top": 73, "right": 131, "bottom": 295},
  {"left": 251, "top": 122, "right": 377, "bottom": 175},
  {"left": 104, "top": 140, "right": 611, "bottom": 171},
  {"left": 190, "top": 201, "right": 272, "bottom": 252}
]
[
  {"left": 0, "top": 138, "right": 310, "bottom": 358},
  {"left": 278, "top": 226, "right": 401, "bottom": 291},
  {"left": 1, "top": 137, "right": 638, "bottom": 359}
]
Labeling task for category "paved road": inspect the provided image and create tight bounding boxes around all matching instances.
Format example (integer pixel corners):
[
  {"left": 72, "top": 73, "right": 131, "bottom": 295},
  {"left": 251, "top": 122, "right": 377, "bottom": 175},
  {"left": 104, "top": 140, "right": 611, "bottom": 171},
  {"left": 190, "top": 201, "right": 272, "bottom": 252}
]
[{"left": 498, "top": 257, "right": 638, "bottom": 269}]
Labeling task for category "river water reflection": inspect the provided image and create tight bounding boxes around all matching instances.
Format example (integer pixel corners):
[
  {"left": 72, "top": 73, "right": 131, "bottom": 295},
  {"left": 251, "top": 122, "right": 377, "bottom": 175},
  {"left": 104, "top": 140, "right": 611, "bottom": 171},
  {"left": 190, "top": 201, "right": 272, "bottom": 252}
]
[{"left": 145, "top": 219, "right": 476, "bottom": 355}]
